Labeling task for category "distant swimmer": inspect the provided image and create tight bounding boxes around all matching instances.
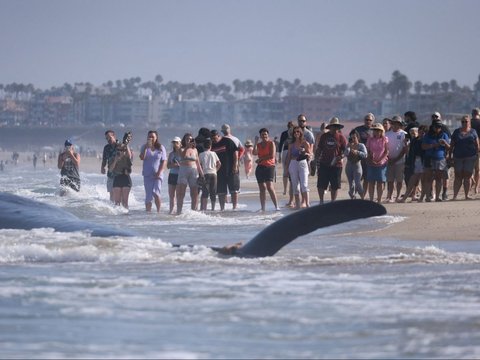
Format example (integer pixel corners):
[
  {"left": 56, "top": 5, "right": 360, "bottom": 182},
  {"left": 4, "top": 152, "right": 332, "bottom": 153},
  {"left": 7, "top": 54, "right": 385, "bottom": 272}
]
[{"left": 57, "top": 139, "right": 81, "bottom": 195}]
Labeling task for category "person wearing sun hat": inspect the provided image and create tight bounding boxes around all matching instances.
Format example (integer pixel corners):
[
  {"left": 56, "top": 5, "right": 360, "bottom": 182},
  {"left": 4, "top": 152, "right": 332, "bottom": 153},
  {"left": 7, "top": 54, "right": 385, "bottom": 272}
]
[
  {"left": 315, "top": 117, "right": 348, "bottom": 204},
  {"left": 57, "top": 138, "right": 81, "bottom": 195},
  {"left": 366, "top": 122, "right": 389, "bottom": 203}
]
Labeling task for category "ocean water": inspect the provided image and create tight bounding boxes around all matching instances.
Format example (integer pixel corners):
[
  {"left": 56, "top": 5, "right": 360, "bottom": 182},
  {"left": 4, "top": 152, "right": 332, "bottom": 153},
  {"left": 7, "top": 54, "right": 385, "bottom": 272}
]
[{"left": 1, "top": 163, "right": 480, "bottom": 359}]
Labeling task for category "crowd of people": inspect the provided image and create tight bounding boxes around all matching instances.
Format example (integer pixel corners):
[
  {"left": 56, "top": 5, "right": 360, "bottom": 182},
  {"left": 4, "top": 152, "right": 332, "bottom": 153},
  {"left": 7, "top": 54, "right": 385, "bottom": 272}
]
[{"left": 56, "top": 109, "right": 480, "bottom": 212}]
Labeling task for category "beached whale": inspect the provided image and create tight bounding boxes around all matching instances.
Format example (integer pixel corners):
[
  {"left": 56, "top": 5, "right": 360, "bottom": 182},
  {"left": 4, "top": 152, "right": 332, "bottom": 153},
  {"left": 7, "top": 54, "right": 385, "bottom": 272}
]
[
  {"left": 0, "top": 192, "right": 386, "bottom": 257},
  {"left": 0, "top": 192, "right": 135, "bottom": 237}
]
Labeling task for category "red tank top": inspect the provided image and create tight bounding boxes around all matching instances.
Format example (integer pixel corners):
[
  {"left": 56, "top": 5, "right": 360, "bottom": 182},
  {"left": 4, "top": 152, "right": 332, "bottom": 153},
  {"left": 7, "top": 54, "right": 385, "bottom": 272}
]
[{"left": 257, "top": 141, "right": 275, "bottom": 167}]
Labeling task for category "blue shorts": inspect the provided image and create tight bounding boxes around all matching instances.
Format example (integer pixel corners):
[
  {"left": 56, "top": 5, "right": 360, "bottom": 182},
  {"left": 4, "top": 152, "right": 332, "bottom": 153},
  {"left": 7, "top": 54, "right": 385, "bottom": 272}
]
[{"left": 367, "top": 164, "right": 387, "bottom": 182}]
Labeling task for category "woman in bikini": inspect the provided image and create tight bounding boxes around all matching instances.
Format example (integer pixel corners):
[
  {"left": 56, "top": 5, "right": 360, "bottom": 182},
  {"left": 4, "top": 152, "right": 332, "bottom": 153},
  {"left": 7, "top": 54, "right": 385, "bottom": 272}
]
[{"left": 175, "top": 133, "right": 204, "bottom": 215}]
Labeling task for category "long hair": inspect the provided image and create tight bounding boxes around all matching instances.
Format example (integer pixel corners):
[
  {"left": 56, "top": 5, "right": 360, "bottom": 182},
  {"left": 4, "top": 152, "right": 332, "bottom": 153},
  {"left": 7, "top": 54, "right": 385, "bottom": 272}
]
[
  {"left": 292, "top": 126, "right": 304, "bottom": 142},
  {"left": 148, "top": 130, "right": 162, "bottom": 150},
  {"left": 181, "top": 133, "right": 193, "bottom": 148}
]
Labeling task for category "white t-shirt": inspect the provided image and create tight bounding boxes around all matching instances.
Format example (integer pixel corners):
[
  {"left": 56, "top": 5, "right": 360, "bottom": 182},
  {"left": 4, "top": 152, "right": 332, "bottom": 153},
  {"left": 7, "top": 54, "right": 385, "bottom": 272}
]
[
  {"left": 386, "top": 130, "right": 407, "bottom": 164},
  {"left": 199, "top": 150, "right": 220, "bottom": 175}
]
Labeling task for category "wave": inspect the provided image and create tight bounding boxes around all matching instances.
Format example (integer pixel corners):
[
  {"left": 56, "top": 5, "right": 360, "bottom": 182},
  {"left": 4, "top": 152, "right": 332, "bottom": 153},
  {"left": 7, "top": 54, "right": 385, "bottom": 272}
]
[{"left": 1, "top": 228, "right": 479, "bottom": 266}]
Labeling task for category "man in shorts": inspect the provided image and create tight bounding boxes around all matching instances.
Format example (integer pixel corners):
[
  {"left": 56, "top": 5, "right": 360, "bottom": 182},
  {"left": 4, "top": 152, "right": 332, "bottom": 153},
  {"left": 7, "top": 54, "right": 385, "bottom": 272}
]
[
  {"left": 385, "top": 115, "right": 407, "bottom": 202},
  {"left": 471, "top": 108, "right": 480, "bottom": 193},
  {"left": 211, "top": 129, "right": 239, "bottom": 210},
  {"left": 101, "top": 130, "right": 117, "bottom": 201}
]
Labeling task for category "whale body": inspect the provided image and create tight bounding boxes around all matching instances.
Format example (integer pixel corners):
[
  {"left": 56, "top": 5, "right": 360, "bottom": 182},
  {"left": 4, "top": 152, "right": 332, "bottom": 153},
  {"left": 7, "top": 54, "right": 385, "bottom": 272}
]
[
  {"left": 0, "top": 192, "right": 135, "bottom": 237},
  {"left": 0, "top": 192, "right": 386, "bottom": 257}
]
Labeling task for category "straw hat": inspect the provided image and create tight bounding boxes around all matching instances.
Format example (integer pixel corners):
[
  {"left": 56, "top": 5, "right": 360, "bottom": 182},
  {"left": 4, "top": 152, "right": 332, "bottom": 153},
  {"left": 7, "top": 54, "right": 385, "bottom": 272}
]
[
  {"left": 326, "top": 117, "right": 344, "bottom": 129},
  {"left": 371, "top": 123, "right": 385, "bottom": 132}
]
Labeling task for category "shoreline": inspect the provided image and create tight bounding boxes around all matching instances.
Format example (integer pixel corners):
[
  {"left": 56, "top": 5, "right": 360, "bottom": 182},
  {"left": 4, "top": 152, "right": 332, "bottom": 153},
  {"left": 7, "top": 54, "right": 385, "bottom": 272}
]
[{"left": 1, "top": 150, "right": 479, "bottom": 242}]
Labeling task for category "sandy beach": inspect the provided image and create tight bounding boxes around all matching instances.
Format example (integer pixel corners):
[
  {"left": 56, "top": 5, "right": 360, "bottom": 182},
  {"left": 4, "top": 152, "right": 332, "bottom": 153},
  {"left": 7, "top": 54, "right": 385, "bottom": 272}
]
[{"left": 1, "top": 150, "right": 479, "bottom": 242}]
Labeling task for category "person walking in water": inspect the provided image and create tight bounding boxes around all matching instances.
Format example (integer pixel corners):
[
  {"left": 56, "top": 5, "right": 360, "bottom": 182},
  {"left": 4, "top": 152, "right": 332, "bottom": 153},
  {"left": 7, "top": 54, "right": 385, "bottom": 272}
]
[
  {"left": 199, "top": 139, "right": 221, "bottom": 211},
  {"left": 167, "top": 137, "right": 182, "bottom": 214},
  {"left": 176, "top": 133, "right": 204, "bottom": 214},
  {"left": 57, "top": 139, "right": 81, "bottom": 195},
  {"left": 101, "top": 130, "right": 117, "bottom": 202},
  {"left": 109, "top": 141, "right": 133, "bottom": 209},
  {"left": 253, "top": 128, "right": 280, "bottom": 212},
  {"left": 140, "top": 130, "right": 167, "bottom": 212}
]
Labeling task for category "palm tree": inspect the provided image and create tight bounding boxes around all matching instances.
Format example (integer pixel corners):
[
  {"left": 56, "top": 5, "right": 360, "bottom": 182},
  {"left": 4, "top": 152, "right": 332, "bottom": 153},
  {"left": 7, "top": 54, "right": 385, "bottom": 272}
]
[
  {"left": 449, "top": 79, "right": 460, "bottom": 92},
  {"left": 351, "top": 79, "right": 368, "bottom": 97},
  {"left": 255, "top": 80, "right": 264, "bottom": 96},
  {"left": 414, "top": 81, "right": 422, "bottom": 95},
  {"left": 430, "top": 81, "right": 440, "bottom": 95},
  {"left": 264, "top": 81, "right": 274, "bottom": 96}
]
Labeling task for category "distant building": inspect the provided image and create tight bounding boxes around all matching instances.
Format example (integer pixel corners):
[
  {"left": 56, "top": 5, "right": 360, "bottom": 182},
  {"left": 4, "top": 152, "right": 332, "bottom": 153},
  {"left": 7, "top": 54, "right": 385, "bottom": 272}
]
[{"left": 283, "top": 96, "right": 343, "bottom": 122}]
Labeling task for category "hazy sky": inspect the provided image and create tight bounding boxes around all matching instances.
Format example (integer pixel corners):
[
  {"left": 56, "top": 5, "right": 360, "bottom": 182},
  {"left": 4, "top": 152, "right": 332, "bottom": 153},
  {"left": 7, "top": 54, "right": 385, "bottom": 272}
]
[{"left": 1, "top": 0, "right": 478, "bottom": 89}]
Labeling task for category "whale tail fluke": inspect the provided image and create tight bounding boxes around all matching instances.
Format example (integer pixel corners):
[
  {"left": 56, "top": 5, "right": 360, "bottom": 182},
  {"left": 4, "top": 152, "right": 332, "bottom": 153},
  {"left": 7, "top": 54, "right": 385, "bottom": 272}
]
[{"left": 233, "top": 199, "right": 386, "bottom": 258}]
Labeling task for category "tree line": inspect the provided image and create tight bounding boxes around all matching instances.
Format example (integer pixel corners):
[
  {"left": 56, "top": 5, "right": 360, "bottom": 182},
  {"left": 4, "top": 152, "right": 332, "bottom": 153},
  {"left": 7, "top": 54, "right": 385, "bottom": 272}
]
[{"left": 1, "top": 70, "right": 479, "bottom": 103}]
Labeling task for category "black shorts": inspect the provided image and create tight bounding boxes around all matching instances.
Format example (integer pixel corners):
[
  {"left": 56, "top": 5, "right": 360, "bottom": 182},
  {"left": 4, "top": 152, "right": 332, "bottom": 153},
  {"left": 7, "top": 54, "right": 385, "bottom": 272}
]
[
  {"left": 317, "top": 163, "right": 342, "bottom": 191},
  {"left": 113, "top": 174, "right": 132, "bottom": 188},
  {"left": 168, "top": 173, "right": 178, "bottom": 186},
  {"left": 60, "top": 176, "right": 80, "bottom": 192},
  {"left": 255, "top": 165, "right": 275, "bottom": 183},
  {"left": 217, "top": 172, "right": 240, "bottom": 195}
]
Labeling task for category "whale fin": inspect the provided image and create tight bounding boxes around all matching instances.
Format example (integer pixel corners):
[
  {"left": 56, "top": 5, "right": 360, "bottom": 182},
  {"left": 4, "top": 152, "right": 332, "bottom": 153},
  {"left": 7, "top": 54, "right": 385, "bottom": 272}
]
[{"left": 234, "top": 199, "right": 386, "bottom": 257}]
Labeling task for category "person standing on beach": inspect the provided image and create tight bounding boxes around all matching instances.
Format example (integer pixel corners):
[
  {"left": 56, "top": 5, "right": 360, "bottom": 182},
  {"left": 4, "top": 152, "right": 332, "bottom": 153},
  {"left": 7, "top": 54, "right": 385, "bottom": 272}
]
[
  {"left": 404, "top": 111, "right": 420, "bottom": 139},
  {"left": 385, "top": 116, "right": 407, "bottom": 203},
  {"left": 199, "top": 139, "right": 221, "bottom": 211},
  {"left": 101, "top": 130, "right": 117, "bottom": 202},
  {"left": 344, "top": 130, "right": 367, "bottom": 199},
  {"left": 315, "top": 117, "right": 347, "bottom": 204},
  {"left": 430, "top": 112, "right": 452, "bottom": 200},
  {"left": 421, "top": 119, "right": 450, "bottom": 202},
  {"left": 354, "top": 113, "right": 375, "bottom": 196},
  {"left": 167, "top": 137, "right": 182, "bottom": 214},
  {"left": 221, "top": 124, "right": 244, "bottom": 205},
  {"left": 285, "top": 126, "right": 311, "bottom": 209},
  {"left": 243, "top": 140, "right": 254, "bottom": 179},
  {"left": 211, "top": 129, "right": 239, "bottom": 211},
  {"left": 139, "top": 130, "right": 166, "bottom": 212},
  {"left": 471, "top": 108, "right": 480, "bottom": 193},
  {"left": 366, "top": 123, "right": 389, "bottom": 203},
  {"left": 277, "top": 121, "right": 294, "bottom": 196},
  {"left": 297, "top": 114, "right": 315, "bottom": 175},
  {"left": 109, "top": 142, "right": 133, "bottom": 209},
  {"left": 448, "top": 115, "right": 479, "bottom": 200},
  {"left": 253, "top": 128, "right": 280, "bottom": 212},
  {"left": 57, "top": 139, "right": 81, "bottom": 195},
  {"left": 176, "top": 133, "right": 204, "bottom": 214}
]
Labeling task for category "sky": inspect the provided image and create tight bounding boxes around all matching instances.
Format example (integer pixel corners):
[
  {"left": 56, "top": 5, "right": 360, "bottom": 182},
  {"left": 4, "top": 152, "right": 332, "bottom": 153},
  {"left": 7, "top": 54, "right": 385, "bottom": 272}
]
[{"left": 0, "top": 0, "right": 478, "bottom": 90}]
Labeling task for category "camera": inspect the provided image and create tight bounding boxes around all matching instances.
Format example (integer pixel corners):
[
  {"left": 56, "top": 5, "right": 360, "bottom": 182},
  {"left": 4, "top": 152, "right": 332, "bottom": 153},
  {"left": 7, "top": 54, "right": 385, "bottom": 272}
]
[
  {"left": 116, "top": 131, "right": 133, "bottom": 147},
  {"left": 122, "top": 131, "right": 132, "bottom": 146}
]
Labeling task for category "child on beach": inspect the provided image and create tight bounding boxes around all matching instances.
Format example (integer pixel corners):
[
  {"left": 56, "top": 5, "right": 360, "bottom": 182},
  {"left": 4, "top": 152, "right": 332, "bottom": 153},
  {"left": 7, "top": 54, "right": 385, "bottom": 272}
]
[
  {"left": 243, "top": 140, "right": 254, "bottom": 179},
  {"left": 199, "top": 139, "right": 221, "bottom": 211}
]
